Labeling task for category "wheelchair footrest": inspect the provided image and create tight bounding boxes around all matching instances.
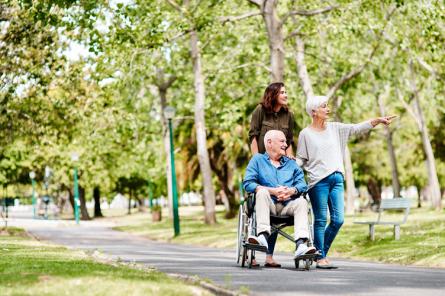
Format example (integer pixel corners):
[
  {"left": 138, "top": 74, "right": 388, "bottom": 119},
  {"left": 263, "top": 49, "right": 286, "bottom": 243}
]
[
  {"left": 294, "top": 252, "right": 319, "bottom": 260},
  {"left": 243, "top": 242, "right": 268, "bottom": 252}
]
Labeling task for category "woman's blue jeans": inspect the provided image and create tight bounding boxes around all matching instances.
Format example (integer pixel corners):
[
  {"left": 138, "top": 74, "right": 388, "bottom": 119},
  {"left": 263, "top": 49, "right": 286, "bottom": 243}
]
[{"left": 309, "top": 172, "right": 345, "bottom": 259}]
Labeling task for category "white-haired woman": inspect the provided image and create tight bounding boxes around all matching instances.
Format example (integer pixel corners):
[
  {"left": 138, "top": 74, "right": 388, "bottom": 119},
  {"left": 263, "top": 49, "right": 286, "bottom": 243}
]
[{"left": 296, "top": 96, "right": 395, "bottom": 269}]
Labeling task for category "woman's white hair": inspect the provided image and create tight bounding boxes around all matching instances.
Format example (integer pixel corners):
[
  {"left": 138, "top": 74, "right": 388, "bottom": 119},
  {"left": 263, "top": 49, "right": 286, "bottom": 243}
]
[{"left": 306, "top": 95, "right": 329, "bottom": 117}]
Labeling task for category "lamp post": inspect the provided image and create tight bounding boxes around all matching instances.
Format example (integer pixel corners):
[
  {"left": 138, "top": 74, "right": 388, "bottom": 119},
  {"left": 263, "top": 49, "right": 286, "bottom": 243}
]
[
  {"left": 43, "top": 166, "right": 52, "bottom": 219},
  {"left": 29, "top": 171, "right": 36, "bottom": 218},
  {"left": 148, "top": 180, "right": 153, "bottom": 209},
  {"left": 71, "top": 153, "right": 80, "bottom": 224},
  {"left": 164, "top": 106, "right": 180, "bottom": 236}
]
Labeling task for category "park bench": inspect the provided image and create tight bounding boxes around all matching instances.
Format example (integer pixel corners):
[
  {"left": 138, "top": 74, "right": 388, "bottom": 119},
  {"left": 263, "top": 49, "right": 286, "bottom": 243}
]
[{"left": 354, "top": 198, "right": 411, "bottom": 241}]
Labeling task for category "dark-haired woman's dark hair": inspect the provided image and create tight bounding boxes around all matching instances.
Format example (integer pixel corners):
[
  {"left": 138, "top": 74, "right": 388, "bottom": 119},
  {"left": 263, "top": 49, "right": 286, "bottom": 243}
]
[{"left": 260, "top": 82, "right": 286, "bottom": 113}]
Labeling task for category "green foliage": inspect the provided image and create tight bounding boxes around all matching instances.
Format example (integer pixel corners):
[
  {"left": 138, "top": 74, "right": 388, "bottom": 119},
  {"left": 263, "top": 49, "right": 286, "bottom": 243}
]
[{"left": 1, "top": 0, "right": 444, "bottom": 212}]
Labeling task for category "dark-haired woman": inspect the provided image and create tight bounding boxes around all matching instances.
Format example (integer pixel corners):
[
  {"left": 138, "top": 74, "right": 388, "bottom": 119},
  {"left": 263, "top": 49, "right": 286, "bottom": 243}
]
[{"left": 248, "top": 82, "right": 297, "bottom": 268}]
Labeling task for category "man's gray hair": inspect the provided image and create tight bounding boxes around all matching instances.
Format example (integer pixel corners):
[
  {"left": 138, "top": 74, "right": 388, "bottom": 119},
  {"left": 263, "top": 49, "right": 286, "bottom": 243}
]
[
  {"left": 264, "top": 130, "right": 284, "bottom": 148},
  {"left": 306, "top": 95, "right": 328, "bottom": 117}
]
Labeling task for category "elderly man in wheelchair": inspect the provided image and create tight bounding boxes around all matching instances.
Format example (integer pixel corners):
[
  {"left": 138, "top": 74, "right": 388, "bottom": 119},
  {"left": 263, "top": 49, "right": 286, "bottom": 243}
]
[{"left": 238, "top": 130, "right": 317, "bottom": 269}]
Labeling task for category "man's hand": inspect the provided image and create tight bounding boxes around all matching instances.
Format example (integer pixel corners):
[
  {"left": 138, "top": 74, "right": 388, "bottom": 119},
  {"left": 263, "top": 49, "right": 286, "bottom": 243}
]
[
  {"left": 257, "top": 186, "right": 297, "bottom": 202},
  {"left": 276, "top": 187, "right": 296, "bottom": 201},
  {"left": 270, "top": 186, "right": 287, "bottom": 198}
]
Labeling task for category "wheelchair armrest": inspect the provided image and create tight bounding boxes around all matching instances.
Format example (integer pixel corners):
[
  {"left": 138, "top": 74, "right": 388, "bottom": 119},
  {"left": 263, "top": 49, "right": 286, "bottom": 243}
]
[{"left": 291, "top": 190, "right": 308, "bottom": 200}]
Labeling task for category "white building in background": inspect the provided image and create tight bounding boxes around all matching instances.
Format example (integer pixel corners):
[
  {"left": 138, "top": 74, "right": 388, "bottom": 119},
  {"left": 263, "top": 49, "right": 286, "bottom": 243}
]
[
  {"left": 400, "top": 186, "right": 419, "bottom": 199},
  {"left": 381, "top": 186, "right": 418, "bottom": 199},
  {"left": 110, "top": 193, "right": 128, "bottom": 209},
  {"left": 180, "top": 192, "right": 202, "bottom": 206}
]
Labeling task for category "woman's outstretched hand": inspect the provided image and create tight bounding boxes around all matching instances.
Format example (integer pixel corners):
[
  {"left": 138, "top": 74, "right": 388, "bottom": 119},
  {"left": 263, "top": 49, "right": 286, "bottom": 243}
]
[
  {"left": 380, "top": 115, "right": 397, "bottom": 125},
  {"left": 372, "top": 115, "right": 397, "bottom": 127}
]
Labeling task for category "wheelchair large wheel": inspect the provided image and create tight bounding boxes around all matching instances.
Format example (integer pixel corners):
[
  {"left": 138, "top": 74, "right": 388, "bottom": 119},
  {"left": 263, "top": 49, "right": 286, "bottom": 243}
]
[
  {"left": 308, "top": 206, "right": 315, "bottom": 244},
  {"left": 248, "top": 250, "right": 255, "bottom": 268},
  {"left": 241, "top": 247, "right": 248, "bottom": 267},
  {"left": 236, "top": 205, "right": 246, "bottom": 265}
]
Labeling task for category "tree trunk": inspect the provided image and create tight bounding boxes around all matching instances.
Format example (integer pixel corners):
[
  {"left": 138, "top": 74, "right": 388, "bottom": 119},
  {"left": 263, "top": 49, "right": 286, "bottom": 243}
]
[
  {"left": 344, "top": 146, "right": 356, "bottom": 214},
  {"left": 367, "top": 178, "right": 382, "bottom": 211},
  {"left": 221, "top": 187, "right": 237, "bottom": 219},
  {"left": 262, "top": 0, "right": 285, "bottom": 82},
  {"left": 209, "top": 159, "right": 237, "bottom": 219},
  {"left": 417, "top": 107, "right": 441, "bottom": 210},
  {"left": 79, "top": 186, "right": 90, "bottom": 220},
  {"left": 295, "top": 36, "right": 314, "bottom": 98},
  {"left": 134, "top": 195, "right": 146, "bottom": 212},
  {"left": 190, "top": 29, "right": 216, "bottom": 224},
  {"left": 68, "top": 188, "right": 74, "bottom": 210},
  {"left": 416, "top": 185, "right": 422, "bottom": 208},
  {"left": 93, "top": 186, "right": 103, "bottom": 218},
  {"left": 377, "top": 90, "right": 401, "bottom": 198},
  {"left": 58, "top": 193, "right": 67, "bottom": 214},
  {"left": 225, "top": 161, "right": 238, "bottom": 219},
  {"left": 386, "top": 130, "right": 401, "bottom": 198},
  {"left": 128, "top": 189, "right": 132, "bottom": 215},
  {"left": 408, "top": 62, "right": 442, "bottom": 210}
]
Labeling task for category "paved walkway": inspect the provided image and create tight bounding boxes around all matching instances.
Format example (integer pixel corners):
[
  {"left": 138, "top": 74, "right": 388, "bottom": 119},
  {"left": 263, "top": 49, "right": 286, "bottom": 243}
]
[{"left": 7, "top": 217, "right": 445, "bottom": 296}]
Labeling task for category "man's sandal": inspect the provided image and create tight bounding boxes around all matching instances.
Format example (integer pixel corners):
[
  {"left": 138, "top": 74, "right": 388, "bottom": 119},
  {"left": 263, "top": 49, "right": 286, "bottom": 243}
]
[{"left": 264, "top": 262, "right": 281, "bottom": 268}]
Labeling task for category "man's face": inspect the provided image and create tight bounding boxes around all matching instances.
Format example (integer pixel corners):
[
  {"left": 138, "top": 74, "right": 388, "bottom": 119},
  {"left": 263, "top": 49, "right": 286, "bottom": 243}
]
[{"left": 268, "top": 132, "right": 287, "bottom": 157}]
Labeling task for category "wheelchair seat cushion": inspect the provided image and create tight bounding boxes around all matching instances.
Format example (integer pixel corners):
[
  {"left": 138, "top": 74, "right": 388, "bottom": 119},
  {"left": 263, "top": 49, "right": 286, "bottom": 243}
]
[{"left": 270, "top": 215, "right": 294, "bottom": 226}]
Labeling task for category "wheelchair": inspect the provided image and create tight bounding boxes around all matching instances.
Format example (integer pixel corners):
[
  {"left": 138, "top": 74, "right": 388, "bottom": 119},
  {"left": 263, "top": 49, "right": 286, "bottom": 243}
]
[{"left": 236, "top": 191, "right": 318, "bottom": 270}]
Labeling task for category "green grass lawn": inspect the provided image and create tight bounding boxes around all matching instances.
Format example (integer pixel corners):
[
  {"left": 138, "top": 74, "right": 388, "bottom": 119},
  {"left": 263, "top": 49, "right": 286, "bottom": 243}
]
[
  {"left": 114, "top": 205, "right": 445, "bottom": 267},
  {"left": 0, "top": 227, "right": 210, "bottom": 296},
  {"left": 332, "top": 207, "right": 445, "bottom": 267}
]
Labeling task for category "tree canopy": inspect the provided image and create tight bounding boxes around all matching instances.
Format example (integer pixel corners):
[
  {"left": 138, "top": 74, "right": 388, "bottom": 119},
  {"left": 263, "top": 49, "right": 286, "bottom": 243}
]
[{"left": 1, "top": 0, "right": 444, "bottom": 215}]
